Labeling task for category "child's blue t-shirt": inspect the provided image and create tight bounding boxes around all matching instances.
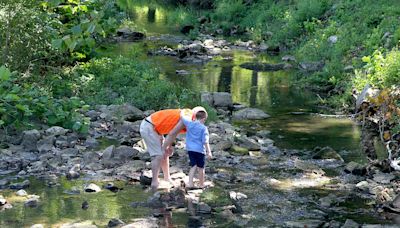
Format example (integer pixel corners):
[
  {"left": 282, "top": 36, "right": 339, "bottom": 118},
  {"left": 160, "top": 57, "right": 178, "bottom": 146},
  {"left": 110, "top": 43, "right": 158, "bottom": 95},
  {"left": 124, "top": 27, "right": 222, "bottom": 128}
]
[{"left": 182, "top": 117, "right": 209, "bottom": 154}]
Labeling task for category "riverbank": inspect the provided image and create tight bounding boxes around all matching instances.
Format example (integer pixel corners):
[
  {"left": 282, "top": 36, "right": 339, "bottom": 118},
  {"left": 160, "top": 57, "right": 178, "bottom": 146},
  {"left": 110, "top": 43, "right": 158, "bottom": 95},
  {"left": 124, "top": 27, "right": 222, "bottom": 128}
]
[{"left": 1, "top": 98, "right": 399, "bottom": 226}]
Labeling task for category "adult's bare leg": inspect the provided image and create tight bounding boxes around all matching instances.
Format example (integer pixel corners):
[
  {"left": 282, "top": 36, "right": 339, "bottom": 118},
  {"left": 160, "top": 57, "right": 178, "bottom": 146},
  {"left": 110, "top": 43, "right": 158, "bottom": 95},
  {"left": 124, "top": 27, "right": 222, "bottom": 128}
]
[{"left": 151, "top": 155, "right": 163, "bottom": 189}]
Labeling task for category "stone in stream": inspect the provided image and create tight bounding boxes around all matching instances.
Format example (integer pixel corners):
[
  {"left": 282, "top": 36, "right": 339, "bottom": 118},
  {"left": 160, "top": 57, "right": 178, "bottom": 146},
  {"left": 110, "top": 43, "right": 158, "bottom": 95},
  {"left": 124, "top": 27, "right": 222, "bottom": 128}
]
[
  {"left": 140, "top": 170, "right": 152, "bottom": 186},
  {"left": 24, "top": 198, "right": 39, "bottom": 208},
  {"left": 121, "top": 218, "right": 158, "bottom": 228},
  {"left": 0, "top": 195, "right": 6, "bottom": 206},
  {"left": 9, "top": 180, "right": 30, "bottom": 190},
  {"left": 341, "top": 219, "right": 359, "bottom": 228},
  {"left": 82, "top": 201, "right": 89, "bottom": 210},
  {"left": 84, "top": 183, "right": 101, "bottom": 193},
  {"left": 108, "top": 218, "right": 125, "bottom": 227},
  {"left": 16, "top": 189, "right": 28, "bottom": 196},
  {"left": 345, "top": 161, "right": 366, "bottom": 175},
  {"left": 232, "top": 108, "right": 270, "bottom": 120},
  {"left": 59, "top": 220, "right": 97, "bottom": 228}
]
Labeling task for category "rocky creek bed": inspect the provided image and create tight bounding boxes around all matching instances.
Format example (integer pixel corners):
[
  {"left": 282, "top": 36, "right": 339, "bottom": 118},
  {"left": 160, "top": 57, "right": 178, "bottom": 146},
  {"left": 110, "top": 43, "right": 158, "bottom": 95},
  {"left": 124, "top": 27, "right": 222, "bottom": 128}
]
[{"left": 1, "top": 99, "right": 400, "bottom": 227}]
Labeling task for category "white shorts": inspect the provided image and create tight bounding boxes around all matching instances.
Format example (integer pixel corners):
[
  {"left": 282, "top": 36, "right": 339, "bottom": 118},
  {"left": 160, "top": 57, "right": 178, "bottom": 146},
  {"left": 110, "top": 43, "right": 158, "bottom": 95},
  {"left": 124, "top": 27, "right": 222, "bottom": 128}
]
[{"left": 140, "top": 118, "right": 164, "bottom": 157}]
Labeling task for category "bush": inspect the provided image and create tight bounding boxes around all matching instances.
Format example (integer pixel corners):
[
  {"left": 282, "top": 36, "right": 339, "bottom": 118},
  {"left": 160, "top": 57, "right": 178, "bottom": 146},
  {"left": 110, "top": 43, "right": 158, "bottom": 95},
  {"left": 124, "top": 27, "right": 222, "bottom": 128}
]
[{"left": 74, "top": 57, "right": 200, "bottom": 110}]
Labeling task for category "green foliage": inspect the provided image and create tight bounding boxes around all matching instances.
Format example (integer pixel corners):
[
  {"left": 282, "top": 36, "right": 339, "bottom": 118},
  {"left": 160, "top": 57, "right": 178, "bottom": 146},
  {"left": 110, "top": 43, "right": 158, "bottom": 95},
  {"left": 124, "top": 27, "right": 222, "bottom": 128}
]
[
  {"left": 0, "top": 66, "right": 88, "bottom": 132},
  {"left": 43, "top": 0, "right": 122, "bottom": 59},
  {"left": 73, "top": 57, "right": 199, "bottom": 110},
  {"left": 354, "top": 49, "right": 400, "bottom": 90},
  {"left": 0, "top": 0, "right": 55, "bottom": 71}
]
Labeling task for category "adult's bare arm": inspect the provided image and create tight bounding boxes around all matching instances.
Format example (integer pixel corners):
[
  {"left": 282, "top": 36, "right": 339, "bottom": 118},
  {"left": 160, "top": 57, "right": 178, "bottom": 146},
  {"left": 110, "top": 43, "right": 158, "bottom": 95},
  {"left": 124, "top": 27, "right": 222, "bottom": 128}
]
[{"left": 162, "top": 119, "right": 185, "bottom": 152}]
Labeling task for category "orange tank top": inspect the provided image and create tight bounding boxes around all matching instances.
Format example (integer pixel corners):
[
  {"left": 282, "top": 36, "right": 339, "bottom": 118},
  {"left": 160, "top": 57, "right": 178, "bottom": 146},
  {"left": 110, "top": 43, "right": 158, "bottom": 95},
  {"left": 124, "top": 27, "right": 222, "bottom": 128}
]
[{"left": 151, "top": 109, "right": 192, "bottom": 135}]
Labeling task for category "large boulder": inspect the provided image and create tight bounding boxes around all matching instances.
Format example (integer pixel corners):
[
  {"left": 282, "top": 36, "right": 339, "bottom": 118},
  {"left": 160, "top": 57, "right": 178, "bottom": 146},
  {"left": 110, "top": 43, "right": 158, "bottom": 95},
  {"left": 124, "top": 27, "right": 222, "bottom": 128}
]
[
  {"left": 98, "top": 104, "right": 144, "bottom": 122},
  {"left": 232, "top": 108, "right": 270, "bottom": 120},
  {"left": 45, "top": 126, "right": 68, "bottom": 136},
  {"left": 355, "top": 84, "right": 380, "bottom": 111},
  {"left": 213, "top": 92, "right": 233, "bottom": 108}
]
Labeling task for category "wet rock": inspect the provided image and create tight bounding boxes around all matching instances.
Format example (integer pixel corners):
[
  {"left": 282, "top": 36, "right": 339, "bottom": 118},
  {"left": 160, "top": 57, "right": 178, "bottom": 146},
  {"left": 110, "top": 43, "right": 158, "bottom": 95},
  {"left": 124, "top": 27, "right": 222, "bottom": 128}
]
[
  {"left": 9, "top": 180, "right": 30, "bottom": 189},
  {"left": 356, "top": 84, "right": 380, "bottom": 111},
  {"left": 108, "top": 218, "right": 125, "bottom": 227},
  {"left": 0, "top": 195, "right": 6, "bottom": 205},
  {"left": 213, "top": 140, "right": 232, "bottom": 151},
  {"left": 121, "top": 218, "right": 158, "bottom": 228},
  {"left": 231, "top": 145, "right": 249, "bottom": 155},
  {"left": 140, "top": 170, "right": 152, "bottom": 186},
  {"left": 282, "top": 55, "right": 296, "bottom": 62},
  {"left": 284, "top": 220, "right": 324, "bottom": 228},
  {"left": 312, "top": 146, "right": 344, "bottom": 162},
  {"left": 240, "top": 62, "right": 289, "bottom": 71},
  {"left": 37, "top": 136, "right": 55, "bottom": 153},
  {"left": 342, "top": 219, "right": 359, "bottom": 228},
  {"left": 60, "top": 220, "right": 97, "bottom": 228},
  {"left": 181, "top": 25, "right": 194, "bottom": 34},
  {"left": 84, "top": 138, "right": 99, "bottom": 149},
  {"left": 256, "top": 130, "right": 271, "bottom": 138},
  {"left": 373, "top": 172, "right": 395, "bottom": 184},
  {"left": 30, "top": 224, "right": 44, "bottom": 228},
  {"left": 82, "top": 200, "right": 89, "bottom": 210},
  {"left": 63, "top": 188, "right": 81, "bottom": 195},
  {"left": 45, "top": 126, "right": 68, "bottom": 136},
  {"left": 200, "top": 92, "right": 214, "bottom": 107},
  {"left": 197, "top": 202, "right": 211, "bottom": 214},
  {"left": 104, "top": 183, "right": 123, "bottom": 193},
  {"left": 16, "top": 189, "right": 28, "bottom": 196},
  {"left": 67, "top": 164, "right": 81, "bottom": 179},
  {"left": 328, "top": 35, "right": 338, "bottom": 44},
  {"left": 22, "top": 129, "right": 40, "bottom": 152},
  {"left": 24, "top": 198, "right": 39, "bottom": 208},
  {"left": 229, "top": 191, "right": 247, "bottom": 201},
  {"left": 98, "top": 104, "right": 144, "bottom": 122},
  {"left": 299, "top": 61, "right": 325, "bottom": 72},
  {"left": 236, "top": 136, "right": 260, "bottom": 151},
  {"left": 232, "top": 108, "right": 270, "bottom": 120},
  {"left": 116, "top": 28, "right": 145, "bottom": 42},
  {"left": 0, "top": 179, "right": 9, "bottom": 189},
  {"left": 345, "top": 161, "right": 366, "bottom": 175},
  {"left": 114, "top": 146, "right": 138, "bottom": 160},
  {"left": 84, "top": 183, "right": 101, "bottom": 193},
  {"left": 213, "top": 92, "right": 233, "bottom": 108},
  {"left": 176, "top": 69, "right": 190, "bottom": 75}
]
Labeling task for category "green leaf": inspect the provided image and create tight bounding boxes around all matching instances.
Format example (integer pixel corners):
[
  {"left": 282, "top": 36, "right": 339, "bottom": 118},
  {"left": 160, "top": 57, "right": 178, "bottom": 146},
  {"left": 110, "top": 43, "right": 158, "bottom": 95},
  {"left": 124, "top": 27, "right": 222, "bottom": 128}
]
[
  {"left": 15, "top": 104, "right": 28, "bottom": 111},
  {"left": 362, "top": 56, "right": 371, "bottom": 63},
  {"left": 5, "top": 94, "right": 20, "bottom": 101},
  {"left": 51, "top": 39, "right": 63, "bottom": 49},
  {"left": 0, "top": 120, "right": 4, "bottom": 126},
  {"left": 86, "top": 23, "right": 96, "bottom": 34},
  {"left": 0, "top": 66, "right": 11, "bottom": 81},
  {"left": 72, "top": 121, "right": 82, "bottom": 131},
  {"left": 71, "top": 25, "right": 82, "bottom": 35}
]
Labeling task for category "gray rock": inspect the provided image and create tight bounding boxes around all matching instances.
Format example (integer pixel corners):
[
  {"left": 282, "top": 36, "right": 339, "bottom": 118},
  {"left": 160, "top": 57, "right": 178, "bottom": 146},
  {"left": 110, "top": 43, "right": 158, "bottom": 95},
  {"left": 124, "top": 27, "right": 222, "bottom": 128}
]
[
  {"left": 140, "top": 170, "right": 152, "bottom": 186},
  {"left": 0, "top": 179, "right": 9, "bottom": 189},
  {"left": 60, "top": 221, "right": 97, "bottom": 228},
  {"left": 328, "top": 35, "right": 338, "bottom": 44},
  {"left": 197, "top": 202, "right": 211, "bottom": 214},
  {"left": 373, "top": 172, "right": 395, "bottom": 184},
  {"left": 342, "top": 219, "right": 359, "bottom": 228},
  {"left": 84, "top": 138, "right": 99, "bottom": 149},
  {"left": 0, "top": 195, "right": 6, "bottom": 205},
  {"left": 345, "top": 162, "right": 366, "bottom": 175},
  {"left": 114, "top": 146, "right": 138, "bottom": 160},
  {"left": 45, "top": 126, "right": 68, "bottom": 136},
  {"left": 299, "top": 61, "right": 325, "bottom": 72},
  {"left": 121, "top": 218, "right": 158, "bottom": 228},
  {"left": 108, "top": 218, "right": 125, "bottom": 227},
  {"left": 37, "top": 136, "right": 55, "bottom": 153},
  {"left": 9, "top": 180, "right": 30, "bottom": 190},
  {"left": 355, "top": 84, "right": 380, "bottom": 111},
  {"left": 102, "top": 145, "right": 115, "bottom": 160},
  {"left": 30, "top": 224, "right": 44, "bottom": 228},
  {"left": 284, "top": 220, "right": 324, "bottom": 228},
  {"left": 24, "top": 198, "right": 39, "bottom": 208},
  {"left": 200, "top": 92, "right": 214, "bottom": 107},
  {"left": 282, "top": 55, "right": 296, "bottom": 62},
  {"left": 16, "top": 189, "right": 28, "bottom": 196},
  {"left": 84, "top": 183, "right": 101, "bottom": 193},
  {"left": 22, "top": 130, "right": 41, "bottom": 152},
  {"left": 312, "top": 146, "right": 344, "bottom": 162},
  {"left": 213, "top": 92, "right": 233, "bottom": 107},
  {"left": 236, "top": 136, "right": 260, "bottom": 151},
  {"left": 99, "top": 104, "right": 144, "bottom": 121},
  {"left": 232, "top": 108, "right": 270, "bottom": 120}
]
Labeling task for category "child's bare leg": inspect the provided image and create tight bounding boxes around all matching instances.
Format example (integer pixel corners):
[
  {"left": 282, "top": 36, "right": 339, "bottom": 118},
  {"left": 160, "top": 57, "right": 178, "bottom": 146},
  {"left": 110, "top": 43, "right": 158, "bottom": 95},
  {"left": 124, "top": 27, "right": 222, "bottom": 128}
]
[
  {"left": 151, "top": 155, "right": 162, "bottom": 188},
  {"left": 198, "top": 167, "right": 205, "bottom": 188},
  {"left": 188, "top": 165, "right": 196, "bottom": 187}
]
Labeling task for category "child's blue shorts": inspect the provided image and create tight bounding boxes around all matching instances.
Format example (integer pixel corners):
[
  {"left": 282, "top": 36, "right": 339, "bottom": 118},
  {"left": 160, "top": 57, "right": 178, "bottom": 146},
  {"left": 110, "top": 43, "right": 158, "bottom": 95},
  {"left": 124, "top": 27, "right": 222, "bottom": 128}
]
[{"left": 188, "top": 151, "right": 205, "bottom": 168}]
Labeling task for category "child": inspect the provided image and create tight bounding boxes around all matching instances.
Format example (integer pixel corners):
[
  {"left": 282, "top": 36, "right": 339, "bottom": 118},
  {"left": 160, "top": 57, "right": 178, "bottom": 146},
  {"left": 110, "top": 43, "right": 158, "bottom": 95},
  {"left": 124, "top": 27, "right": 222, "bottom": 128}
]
[{"left": 182, "top": 110, "right": 212, "bottom": 188}]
